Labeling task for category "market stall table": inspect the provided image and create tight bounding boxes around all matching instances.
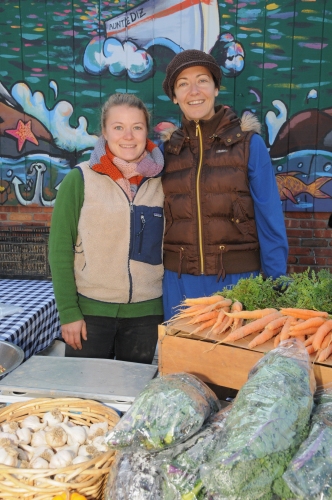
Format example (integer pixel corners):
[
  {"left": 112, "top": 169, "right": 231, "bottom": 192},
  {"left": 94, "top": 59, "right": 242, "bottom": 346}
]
[{"left": 0, "top": 279, "right": 61, "bottom": 360}]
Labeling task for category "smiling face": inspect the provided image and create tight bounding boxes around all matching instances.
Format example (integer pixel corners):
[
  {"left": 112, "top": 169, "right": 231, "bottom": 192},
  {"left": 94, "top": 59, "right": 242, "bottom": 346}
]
[
  {"left": 173, "top": 65, "right": 219, "bottom": 122},
  {"left": 102, "top": 105, "right": 148, "bottom": 161}
]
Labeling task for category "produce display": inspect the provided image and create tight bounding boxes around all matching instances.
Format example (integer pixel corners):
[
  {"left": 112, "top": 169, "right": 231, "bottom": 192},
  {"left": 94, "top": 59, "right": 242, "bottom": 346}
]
[
  {"left": 0, "top": 408, "right": 109, "bottom": 469},
  {"left": 167, "top": 270, "right": 332, "bottom": 361},
  {"left": 200, "top": 339, "right": 315, "bottom": 499},
  {"left": 283, "top": 385, "right": 332, "bottom": 499},
  {"left": 105, "top": 373, "right": 221, "bottom": 451}
]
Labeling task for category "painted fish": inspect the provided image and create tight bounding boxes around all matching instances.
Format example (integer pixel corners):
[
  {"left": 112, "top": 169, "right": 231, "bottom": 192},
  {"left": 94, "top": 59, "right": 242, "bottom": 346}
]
[{"left": 276, "top": 172, "right": 332, "bottom": 204}]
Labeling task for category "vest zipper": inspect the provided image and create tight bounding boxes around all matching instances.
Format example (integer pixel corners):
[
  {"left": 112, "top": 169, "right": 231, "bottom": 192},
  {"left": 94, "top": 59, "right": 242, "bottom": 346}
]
[{"left": 195, "top": 120, "right": 204, "bottom": 274}]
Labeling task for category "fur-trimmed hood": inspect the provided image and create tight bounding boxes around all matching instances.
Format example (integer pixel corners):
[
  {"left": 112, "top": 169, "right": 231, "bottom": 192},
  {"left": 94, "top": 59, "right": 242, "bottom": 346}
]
[{"left": 159, "top": 107, "right": 261, "bottom": 142}]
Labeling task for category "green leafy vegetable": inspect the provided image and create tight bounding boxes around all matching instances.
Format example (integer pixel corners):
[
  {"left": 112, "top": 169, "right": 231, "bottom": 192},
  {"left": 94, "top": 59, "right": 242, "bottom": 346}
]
[
  {"left": 283, "top": 387, "right": 332, "bottom": 499},
  {"left": 218, "top": 268, "right": 332, "bottom": 313},
  {"left": 200, "top": 340, "right": 314, "bottom": 499}
]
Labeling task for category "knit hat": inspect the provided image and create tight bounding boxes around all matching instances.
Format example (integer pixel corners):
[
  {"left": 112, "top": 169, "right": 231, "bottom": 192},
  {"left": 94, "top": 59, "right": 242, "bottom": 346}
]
[{"left": 162, "top": 49, "right": 222, "bottom": 100}]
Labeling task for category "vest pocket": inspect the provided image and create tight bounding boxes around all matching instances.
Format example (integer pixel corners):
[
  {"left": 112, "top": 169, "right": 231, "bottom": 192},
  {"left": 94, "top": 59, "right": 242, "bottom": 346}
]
[{"left": 131, "top": 206, "right": 164, "bottom": 265}]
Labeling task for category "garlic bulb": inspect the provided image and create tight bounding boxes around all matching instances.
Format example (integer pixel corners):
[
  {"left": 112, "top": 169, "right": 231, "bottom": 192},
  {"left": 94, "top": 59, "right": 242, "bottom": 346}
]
[
  {"left": 1, "top": 421, "right": 19, "bottom": 434},
  {"left": 45, "top": 427, "right": 67, "bottom": 448},
  {"left": 16, "top": 427, "right": 32, "bottom": 445},
  {"left": 30, "top": 456, "right": 49, "bottom": 469},
  {"left": 19, "top": 444, "right": 53, "bottom": 462},
  {"left": 91, "top": 436, "right": 109, "bottom": 453},
  {"left": 87, "top": 421, "right": 108, "bottom": 438},
  {"left": 78, "top": 444, "right": 98, "bottom": 457},
  {"left": 49, "top": 449, "right": 74, "bottom": 469},
  {"left": 20, "top": 416, "right": 46, "bottom": 432},
  {"left": 0, "top": 446, "right": 18, "bottom": 467},
  {"left": 42, "top": 408, "right": 63, "bottom": 427},
  {"left": 60, "top": 422, "right": 87, "bottom": 446},
  {"left": 31, "top": 429, "right": 47, "bottom": 447},
  {"left": 0, "top": 432, "right": 18, "bottom": 446},
  {"left": 58, "top": 443, "right": 79, "bottom": 456},
  {"left": 72, "top": 455, "right": 91, "bottom": 464}
]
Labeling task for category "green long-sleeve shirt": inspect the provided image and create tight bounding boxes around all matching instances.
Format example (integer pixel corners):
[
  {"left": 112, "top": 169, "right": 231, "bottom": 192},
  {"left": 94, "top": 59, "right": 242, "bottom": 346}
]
[{"left": 48, "top": 168, "right": 163, "bottom": 325}]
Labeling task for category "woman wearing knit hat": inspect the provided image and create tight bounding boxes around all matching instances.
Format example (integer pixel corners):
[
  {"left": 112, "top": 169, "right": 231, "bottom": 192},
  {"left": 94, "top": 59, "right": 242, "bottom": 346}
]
[
  {"left": 49, "top": 93, "right": 164, "bottom": 362},
  {"left": 161, "top": 49, "right": 288, "bottom": 321}
]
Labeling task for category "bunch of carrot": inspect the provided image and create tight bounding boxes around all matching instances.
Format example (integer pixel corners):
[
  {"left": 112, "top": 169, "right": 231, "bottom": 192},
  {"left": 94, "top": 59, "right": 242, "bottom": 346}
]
[
  {"left": 169, "top": 298, "right": 332, "bottom": 362},
  {"left": 168, "top": 295, "right": 243, "bottom": 336}
]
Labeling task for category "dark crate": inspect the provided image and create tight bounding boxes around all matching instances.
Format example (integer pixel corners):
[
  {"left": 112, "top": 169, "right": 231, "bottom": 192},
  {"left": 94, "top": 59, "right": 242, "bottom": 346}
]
[{"left": 0, "top": 226, "right": 51, "bottom": 280}]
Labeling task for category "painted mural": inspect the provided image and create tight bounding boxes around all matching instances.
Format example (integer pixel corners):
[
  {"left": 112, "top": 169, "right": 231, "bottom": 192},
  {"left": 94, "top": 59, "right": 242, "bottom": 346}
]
[{"left": 0, "top": 0, "right": 331, "bottom": 211}]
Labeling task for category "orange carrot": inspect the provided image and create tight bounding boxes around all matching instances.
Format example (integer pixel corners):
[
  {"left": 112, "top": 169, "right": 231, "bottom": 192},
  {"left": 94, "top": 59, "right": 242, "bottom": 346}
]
[
  {"left": 290, "top": 316, "right": 327, "bottom": 331},
  {"left": 248, "top": 327, "right": 280, "bottom": 349},
  {"left": 318, "top": 344, "right": 332, "bottom": 363},
  {"left": 279, "top": 316, "right": 293, "bottom": 341},
  {"left": 289, "top": 327, "right": 320, "bottom": 337},
  {"left": 222, "top": 311, "right": 282, "bottom": 343},
  {"left": 232, "top": 317, "right": 244, "bottom": 331},
  {"left": 223, "top": 308, "right": 278, "bottom": 320},
  {"left": 306, "top": 345, "right": 315, "bottom": 355},
  {"left": 183, "top": 296, "right": 225, "bottom": 306},
  {"left": 280, "top": 308, "right": 329, "bottom": 320},
  {"left": 191, "top": 318, "right": 217, "bottom": 335},
  {"left": 231, "top": 301, "right": 243, "bottom": 312},
  {"left": 274, "top": 333, "right": 281, "bottom": 348},
  {"left": 312, "top": 319, "right": 332, "bottom": 351},
  {"left": 211, "top": 309, "right": 228, "bottom": 333},
  {"left": 218, "top": 316, "right": 234, "bottom": 334},
  {"left": 187, "top": 310, "right": 219, "bottom": 325},
  {"left": 296, "top": 335, "right": 306, "bottom": 343},
  {"left": 304, "top": 336, "right": 314, "bottom": 347},
  {"left": 321, "top": 333, "right": 332, "bottom": 350},
  {"left": 265, "top": 316, "right": 288, "bottom": 331}
]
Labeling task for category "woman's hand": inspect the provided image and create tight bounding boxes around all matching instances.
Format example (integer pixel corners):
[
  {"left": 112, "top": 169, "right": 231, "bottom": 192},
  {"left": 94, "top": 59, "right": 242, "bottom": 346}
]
[{"left": 61, "top": 320, "right": 87, "bottom": 350}]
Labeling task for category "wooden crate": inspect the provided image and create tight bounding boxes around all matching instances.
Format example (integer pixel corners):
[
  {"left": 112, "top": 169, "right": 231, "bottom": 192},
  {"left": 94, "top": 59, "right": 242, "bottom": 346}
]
[{"left": 158, "top": 321, "right": 332, "bottom": 390}]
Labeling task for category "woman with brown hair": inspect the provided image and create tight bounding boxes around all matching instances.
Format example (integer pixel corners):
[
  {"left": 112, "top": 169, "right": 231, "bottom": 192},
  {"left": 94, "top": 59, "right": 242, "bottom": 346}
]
[
  {"left": 49, "top": 93, "right": 164, "bottom": 362},
  {"left": 161, "top": 49, "right": 288, "bottom": 321}
]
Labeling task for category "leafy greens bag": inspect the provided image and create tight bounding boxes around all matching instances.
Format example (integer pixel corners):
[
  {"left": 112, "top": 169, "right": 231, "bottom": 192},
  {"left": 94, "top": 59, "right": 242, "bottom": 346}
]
[
  {"left": 283, "top": 385, "right": 332, "bottom": 499},
  {"left": 105, "top": 372, "right": 221, "bottom": 452},
  {"left": 200, "top": 339, "right": 315, "bottom": 500}
]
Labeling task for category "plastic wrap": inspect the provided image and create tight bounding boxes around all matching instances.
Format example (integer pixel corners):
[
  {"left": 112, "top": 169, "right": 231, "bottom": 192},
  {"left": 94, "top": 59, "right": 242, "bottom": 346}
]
[
  {"left": 283, "top": 385, "right": 332, "bottom": 499},
  {"left": 200, "top": 339, "right": 314, "bottom": 500},
  {"left": 105, "top": 372, "right": 221, "bottom": 452},
  {"left": 104, "top": 450, "right": 165, "bottom": 500},
  {"left": 161, "top": 408, "right": 230, "bottom": 500}
]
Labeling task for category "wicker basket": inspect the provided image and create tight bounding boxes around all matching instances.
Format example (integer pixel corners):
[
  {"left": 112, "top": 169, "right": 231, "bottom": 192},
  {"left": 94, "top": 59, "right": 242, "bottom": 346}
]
[{"left": 0, "top": 398, "right": 120, "bottom": 500}]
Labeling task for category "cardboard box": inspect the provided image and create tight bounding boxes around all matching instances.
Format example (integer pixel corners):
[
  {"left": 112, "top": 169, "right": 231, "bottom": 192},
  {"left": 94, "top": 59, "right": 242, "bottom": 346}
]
[{"left": 158, "top": 321, "right": 332, "bottom": 390}]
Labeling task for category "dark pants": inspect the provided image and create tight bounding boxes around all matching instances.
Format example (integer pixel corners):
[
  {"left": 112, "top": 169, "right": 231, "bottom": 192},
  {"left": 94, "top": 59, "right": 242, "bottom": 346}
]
[{"left": 65, "top": 315, "right": 163, "bottom": 364}]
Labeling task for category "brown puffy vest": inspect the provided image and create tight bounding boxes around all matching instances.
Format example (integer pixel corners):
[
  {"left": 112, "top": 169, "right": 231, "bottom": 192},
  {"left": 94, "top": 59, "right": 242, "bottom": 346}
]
[{"left": 162, "top": 105, "right": 261, "bottom": 280}]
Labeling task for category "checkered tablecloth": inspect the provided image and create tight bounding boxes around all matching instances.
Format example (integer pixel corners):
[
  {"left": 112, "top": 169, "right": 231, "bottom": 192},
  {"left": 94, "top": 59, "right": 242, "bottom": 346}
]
[{"left": 0, "top": 279, "right": 61, "bottom": 360}]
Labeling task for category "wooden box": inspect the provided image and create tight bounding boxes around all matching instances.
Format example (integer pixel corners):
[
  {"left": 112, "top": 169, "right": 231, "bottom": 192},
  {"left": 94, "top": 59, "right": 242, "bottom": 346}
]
[{"left": 158, "top": 321, "right": 332, "bottom": 390}]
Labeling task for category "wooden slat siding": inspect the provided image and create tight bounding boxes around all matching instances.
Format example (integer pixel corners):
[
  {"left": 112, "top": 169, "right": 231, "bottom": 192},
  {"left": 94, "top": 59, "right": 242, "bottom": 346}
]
[{"left": 158, "top": 324, "right": 332, "bottom": 390}]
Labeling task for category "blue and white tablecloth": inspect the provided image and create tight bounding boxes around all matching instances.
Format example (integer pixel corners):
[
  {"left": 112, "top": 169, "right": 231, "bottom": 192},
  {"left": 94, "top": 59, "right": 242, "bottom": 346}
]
[{"left": 0, "top": 279, "right": 61, "bottom": 360}]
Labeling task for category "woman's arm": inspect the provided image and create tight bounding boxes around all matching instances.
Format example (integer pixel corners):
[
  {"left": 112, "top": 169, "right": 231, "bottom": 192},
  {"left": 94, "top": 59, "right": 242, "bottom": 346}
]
[
  {"left": 247, "top": 134, "right": 288, "bottom": 279},
  {"left": 49, "top": 167, "right": 85, "bottom": 325}
]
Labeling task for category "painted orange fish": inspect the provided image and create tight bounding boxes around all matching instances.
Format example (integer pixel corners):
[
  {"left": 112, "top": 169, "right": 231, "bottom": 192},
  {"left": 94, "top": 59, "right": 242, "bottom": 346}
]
[{"left": 276, "top": 172, "right": 332, "bottom": 204}]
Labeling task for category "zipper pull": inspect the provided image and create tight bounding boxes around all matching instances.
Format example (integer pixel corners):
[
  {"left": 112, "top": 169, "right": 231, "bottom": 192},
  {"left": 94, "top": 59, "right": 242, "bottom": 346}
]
[
  {"left": 195, "top": 120, "right": 199, "bottom": 137},
  {"left": 130, "top": 201, "right": 134, "bottom": 212}
]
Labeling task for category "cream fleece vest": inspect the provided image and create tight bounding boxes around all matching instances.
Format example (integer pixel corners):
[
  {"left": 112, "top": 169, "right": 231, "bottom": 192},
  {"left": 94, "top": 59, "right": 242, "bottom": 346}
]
[{"left": 74, "top": 162, "right": 164, "bottom": 303}]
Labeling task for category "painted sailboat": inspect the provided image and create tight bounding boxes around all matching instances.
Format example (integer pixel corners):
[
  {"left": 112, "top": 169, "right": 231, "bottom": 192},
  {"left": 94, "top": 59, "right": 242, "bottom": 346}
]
[{"left": 104, "top": 0, "right": 220, "bottom": 53}]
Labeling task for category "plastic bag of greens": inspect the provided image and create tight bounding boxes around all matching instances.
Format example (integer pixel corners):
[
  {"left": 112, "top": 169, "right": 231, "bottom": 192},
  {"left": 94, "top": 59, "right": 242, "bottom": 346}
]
[
  {"left": 283, "top": 385, "right": 332, "bottom": 499},
  {"left": 104, "top": 450, "right": 165, "bottom": 500},
  {"left": 161, "top": 407, "right": 230, "bottom": 500},
  {"left": 105, "top": 373, "right": 221, "bottom": 452},
  {"left": 200, "top": 339, "right": 315, "bottom": 500}
]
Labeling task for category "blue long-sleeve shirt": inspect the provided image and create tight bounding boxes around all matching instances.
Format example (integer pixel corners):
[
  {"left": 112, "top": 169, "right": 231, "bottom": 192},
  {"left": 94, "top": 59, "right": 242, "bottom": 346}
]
[{"left": 162, "top": 134, "right": 288, "bottom": 320}]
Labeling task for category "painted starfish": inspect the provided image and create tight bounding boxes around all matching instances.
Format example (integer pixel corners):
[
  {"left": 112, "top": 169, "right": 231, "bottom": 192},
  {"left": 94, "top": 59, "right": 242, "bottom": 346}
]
[{"left": 6, "top": 119, "right": 39, "bottom": 151}]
